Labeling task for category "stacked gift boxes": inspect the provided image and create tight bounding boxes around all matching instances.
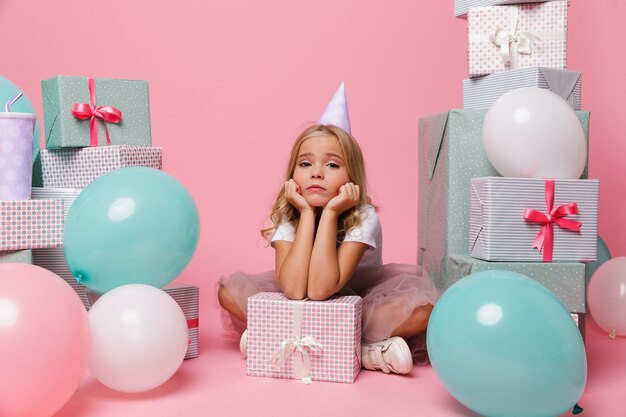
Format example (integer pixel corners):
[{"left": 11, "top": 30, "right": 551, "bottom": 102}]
[
  {"left": 418, "top": 0, "right": 595, "bottom": 338},
  {"left": 29, "top": 75, "right": 199, "bottom": 359}
]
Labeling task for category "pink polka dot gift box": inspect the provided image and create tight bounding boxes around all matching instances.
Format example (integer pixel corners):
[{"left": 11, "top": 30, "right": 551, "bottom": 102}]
[
  {"left": 0, "top": 199, "right": 64, "bottom": 251},
  {"left": 39, "top": 145, "right": 162, "bottom": 189},
  {"left": 247, "top": 292, "right": 362, "bottom": 384},
  {"left": 467, "top": 1, "right": 568, "bottom": 77}
]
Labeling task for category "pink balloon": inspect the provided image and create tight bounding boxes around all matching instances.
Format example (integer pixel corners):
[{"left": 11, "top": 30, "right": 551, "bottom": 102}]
[
  {"left": 588, "top": 256, "right": 626, "bottom": 337},
  {"left": 483, "top": 87, "right": 587, "bottom": 179},
  {"left": 0, "top": 263, "right": 90, "bottom": 417}
]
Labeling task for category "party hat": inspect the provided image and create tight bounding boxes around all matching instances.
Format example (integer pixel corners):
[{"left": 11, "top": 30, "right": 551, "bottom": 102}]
[{"left": 318, "top": 82, "right": 351, "bottom": 134}]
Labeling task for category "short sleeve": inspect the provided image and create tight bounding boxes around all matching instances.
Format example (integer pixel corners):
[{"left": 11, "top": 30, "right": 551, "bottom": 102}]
[
  {"left": 270, "top": 222, "right": 296, "bottom": 246},
  {"left": 342, "top": 205, "right": 381, "bottom": 249}
]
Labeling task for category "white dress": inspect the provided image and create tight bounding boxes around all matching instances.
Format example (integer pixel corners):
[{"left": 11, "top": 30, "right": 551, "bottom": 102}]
[{"left": 217, "top": 205, "right": 441, "bottom": 363}]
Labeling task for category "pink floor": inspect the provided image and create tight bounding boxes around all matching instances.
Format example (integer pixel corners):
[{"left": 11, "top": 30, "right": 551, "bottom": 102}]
[{"left": 55, "top": 293, "right": 626, "bottom": 417}]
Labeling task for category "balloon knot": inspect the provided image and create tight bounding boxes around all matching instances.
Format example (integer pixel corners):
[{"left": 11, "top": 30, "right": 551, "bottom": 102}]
[
  {"left": 609, "top": 329, "right": 617, "bottom": 339},
  {"left": 572, "top": 403, "right": 583, "bottom": 414},
  {"left": 75, "top": 273, "right": 83, "bottom": 283}
]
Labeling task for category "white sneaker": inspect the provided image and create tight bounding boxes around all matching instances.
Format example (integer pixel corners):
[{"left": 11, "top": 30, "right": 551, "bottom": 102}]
[
  {"left": 240, "top": 329, "right": 248, "bottom": 359},
  {"left": 361, "top": 336, "right": 413, "bottom": 374}
]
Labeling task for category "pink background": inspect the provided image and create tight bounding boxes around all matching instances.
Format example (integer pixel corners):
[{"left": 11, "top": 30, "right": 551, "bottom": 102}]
[
  {"left": 2, "top": 0, "right": 624, "bottom": 289},
  {"left": 1, "top": 1, "right": 625, "bottom": 416}
]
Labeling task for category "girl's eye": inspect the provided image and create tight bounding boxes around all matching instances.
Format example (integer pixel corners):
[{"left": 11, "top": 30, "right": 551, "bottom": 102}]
[
  {"left": 298, "top": 161, "right": 311, "bottom": 167},
  {"left": 327, "top": 162, "right": 340, "bottom": 169}
]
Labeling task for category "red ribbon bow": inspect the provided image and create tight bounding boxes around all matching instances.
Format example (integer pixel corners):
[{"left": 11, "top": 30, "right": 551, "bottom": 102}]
[
  {"left": 71, "top": 77, "right": 122, "bottom": 146},
  {"left": 523, "top": 179, "right": 582, "bottom": 262}
]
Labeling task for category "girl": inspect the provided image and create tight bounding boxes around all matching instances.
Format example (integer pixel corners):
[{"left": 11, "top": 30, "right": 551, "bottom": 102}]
[{"left": 218, "top": 84, "right": 440, "bottom": 375}]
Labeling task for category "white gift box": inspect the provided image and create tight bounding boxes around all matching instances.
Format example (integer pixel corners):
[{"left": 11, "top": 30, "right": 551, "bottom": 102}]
[
  {"left": 454, "top": 0, "right": 567, "bottom": 18},
  {"left": 463, "top": 67, "right": 581, "bottom": 109},
  {"left": 468, "top": 1, "right": 568, "bottom": 77},
  {"left": 469, "top": 177, "right": 599, "bottom": 262}
]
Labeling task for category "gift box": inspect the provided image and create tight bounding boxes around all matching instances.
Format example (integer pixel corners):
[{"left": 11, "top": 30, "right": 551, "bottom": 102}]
[
  {"left": 42, "top": 76, "right": 152, "bottom": 149},
  {"left": 247, "top": 292, "right": 361, "bottom": 384},
  {"left": 463, "top": 67, "right": 581, "bottom": 109},
  {"left": 39, "top": 145, "right": 162, "bottom": 189},
  {"left": 31, "top": 187, "right": 89, "bottom": 308},
  {"left": 446, "top": 253, "right": 586, "bottom": 339},
  {"left": 0, "top": 249, "right": 33, "bottom": 263},
  {"left": 468, "top": 1, "right": 568, "bottom": 77},
  {"left": 0, "top": 199, "right": 64, "bottom": 250},
  {"left": 86, "top": 283, "right": 200, "bottom": 360},
  {"left": 418, "top": 110, "right": 590, "bottom": 288},
  {"left": 454, "top": 0, "right": 566, "bottom": 18},
  {"left": 470, "top": 177, "right": 599, "bottom": 262}
]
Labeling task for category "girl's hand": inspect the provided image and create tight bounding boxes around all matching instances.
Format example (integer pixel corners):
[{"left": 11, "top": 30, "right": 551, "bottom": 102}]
[
  {"left": 325, "top": 182, "right": 359, "bottom": 215},
  {"left": 285, "top": 179, "right": 313, "bottom": 213}
]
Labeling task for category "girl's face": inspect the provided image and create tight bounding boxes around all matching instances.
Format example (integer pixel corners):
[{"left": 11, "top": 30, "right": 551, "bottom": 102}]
[{"left": 292, "top": 134, "right": 350, "bottom": 208}]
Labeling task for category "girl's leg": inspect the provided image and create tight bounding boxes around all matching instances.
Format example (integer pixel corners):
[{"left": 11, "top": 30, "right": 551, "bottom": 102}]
[
  {"left": 390, "top": 303, "right": 434, "bottom": 340},
  {"left": 218, "top": 284, "right": 247, "bottom": 324}
]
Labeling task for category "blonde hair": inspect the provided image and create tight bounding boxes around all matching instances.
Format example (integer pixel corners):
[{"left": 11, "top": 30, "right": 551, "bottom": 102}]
[{"left": 262, "top": 124, "right": 374, "bottom": 243}]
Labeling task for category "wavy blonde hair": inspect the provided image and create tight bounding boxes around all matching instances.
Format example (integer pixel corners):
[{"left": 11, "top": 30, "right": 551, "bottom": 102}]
[{"left": 262, "top": 124, "right": 373, "bottom": 243}]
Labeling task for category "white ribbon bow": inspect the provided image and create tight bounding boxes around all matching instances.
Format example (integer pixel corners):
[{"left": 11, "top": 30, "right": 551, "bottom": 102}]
[
  {"left": 489, "top": 7, "right": 542, "bottom": 69},
  {"left": 271, "top": 336, "right": 323, "bottom": 384},
  {"left": 270, "top": 300, "right": 322, "bottom": 384}
]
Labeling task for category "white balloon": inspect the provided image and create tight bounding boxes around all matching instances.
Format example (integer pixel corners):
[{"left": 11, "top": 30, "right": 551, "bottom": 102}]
[
  {"left": 88, "top": 284, "right": 188, "bottom": 393},
  {"left": 483, "top": 87, "right": 587, "bottom": 179},
  {"left": 588, "top": 257, "right": 626, "bottom": 338}
]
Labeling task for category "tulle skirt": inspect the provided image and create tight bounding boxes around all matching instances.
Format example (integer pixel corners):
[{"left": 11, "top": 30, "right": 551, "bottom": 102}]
[{"left": 217, "top": 263, "right": 441, "bottom": 363}]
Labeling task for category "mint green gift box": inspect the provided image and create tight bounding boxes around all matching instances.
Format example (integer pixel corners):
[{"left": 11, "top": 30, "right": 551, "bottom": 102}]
[
  {"left": 0, "top": 250, "right": 33, "bottom": 264},
  {"left": 446, "top": 253, "right": 586, "bottom": 339},
  {"left": 417, "top": 109, "right": 590, "bottom": 289},
  {"left": 42, "top": 76, "right": 152, "bottom": 149}
]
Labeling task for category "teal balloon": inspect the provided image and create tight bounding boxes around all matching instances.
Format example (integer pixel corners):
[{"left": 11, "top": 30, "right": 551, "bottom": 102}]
[
  {"left": 427, "top": 270, "right": 586, "bottom": 417},
  {"left": 64, "top": 167, "right": 200, "bottom": 294},
  {"left": 0, "top": 76, "right": 41, "bottom": 161},
  {"left": 585, "top": 236, "right": 612, "bottom": 288}
]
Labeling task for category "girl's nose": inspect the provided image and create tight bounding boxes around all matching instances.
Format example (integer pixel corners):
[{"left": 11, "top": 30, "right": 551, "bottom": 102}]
[{"left": 311, "top": 170, "right": 323, "bottom": 179}]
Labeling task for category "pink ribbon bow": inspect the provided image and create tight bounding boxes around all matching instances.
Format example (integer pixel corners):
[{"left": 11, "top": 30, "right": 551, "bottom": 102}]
[
  {"left": 71, "top": 77, "right": 122, "bottom": 146},
  {"left": 523, "top": 179, "right": 582, "bottom": 262}
]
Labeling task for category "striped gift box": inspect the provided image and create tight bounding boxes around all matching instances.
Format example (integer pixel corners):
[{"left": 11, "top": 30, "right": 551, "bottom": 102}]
[
  {"left": 86, "top": 283, "right": 200, "bottom": 360},
  {"left": 463, "top": 68, "right": 581, "bottom": 110},
  {"left": 470, "top": 177, "right": 599, "bottom": 262},
  {"left": 454, "top": 0, "right": 566, "bottom": 18},
  {"left": 247, "top": 292, "right": 361, "bottom": 384},
  {"left": 468, "top": 2, "right": 568, "bottom": 77},
  {"left": 40, "top": 145, "right": 162, "bottom": 189},
  {"left": 31, "top": 188, "right": 90, "bottom": 309}
]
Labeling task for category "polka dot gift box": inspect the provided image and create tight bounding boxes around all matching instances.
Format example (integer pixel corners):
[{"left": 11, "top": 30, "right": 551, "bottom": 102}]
[
  {"left": 39, "top": 145, "right": 162, "bottom": 189},
  {"left": 247, "top": 292, "right": 362, "bottom": 384},
  {"left": 0, "top": 199, "right": 64, "bottom": 251},
  {"left": 467, "top": 1, "right": 568, "bottom": 78},
  {"left": 0, "top": 112, "right": 35, "bottom": 199},
  {"left": 41, "top": 76, "right": 152, "bottom": 149}
]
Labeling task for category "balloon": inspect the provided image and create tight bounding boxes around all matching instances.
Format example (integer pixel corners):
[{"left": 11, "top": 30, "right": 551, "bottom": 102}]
[
  {"left": 88, "top": 284, "right": 188, "bottom": 393},
  {"left": 64, "top": 167, "right": 200, "bottom": 293},
  {"left": 483, "top": 87, "right": 587, "bottom": 179},
  {"left": 0, "top": 263, "right": 90, "bottom": 417},
  {"left": 427, "top": 270, "right": 586, "bottom": 417},
  {"left": 0, "top": 75, "right": 41, "bottom": 161},
  {"left": 587, "top": 256, "right": 626, "bottom": 338}
]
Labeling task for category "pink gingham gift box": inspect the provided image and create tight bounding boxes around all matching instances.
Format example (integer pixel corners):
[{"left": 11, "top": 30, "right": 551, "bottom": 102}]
[
  {"left": 40, "top": 145, "right": 162, "bottom": 189},
  {"left": 247, "top": 292, "right": 361, "bottom": 384},
  {"left": 468, "top": 1, "right": 568, "bottom": 77},
  {"left": 0, "top": 199, "right": 64, "bottom": 250}
]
